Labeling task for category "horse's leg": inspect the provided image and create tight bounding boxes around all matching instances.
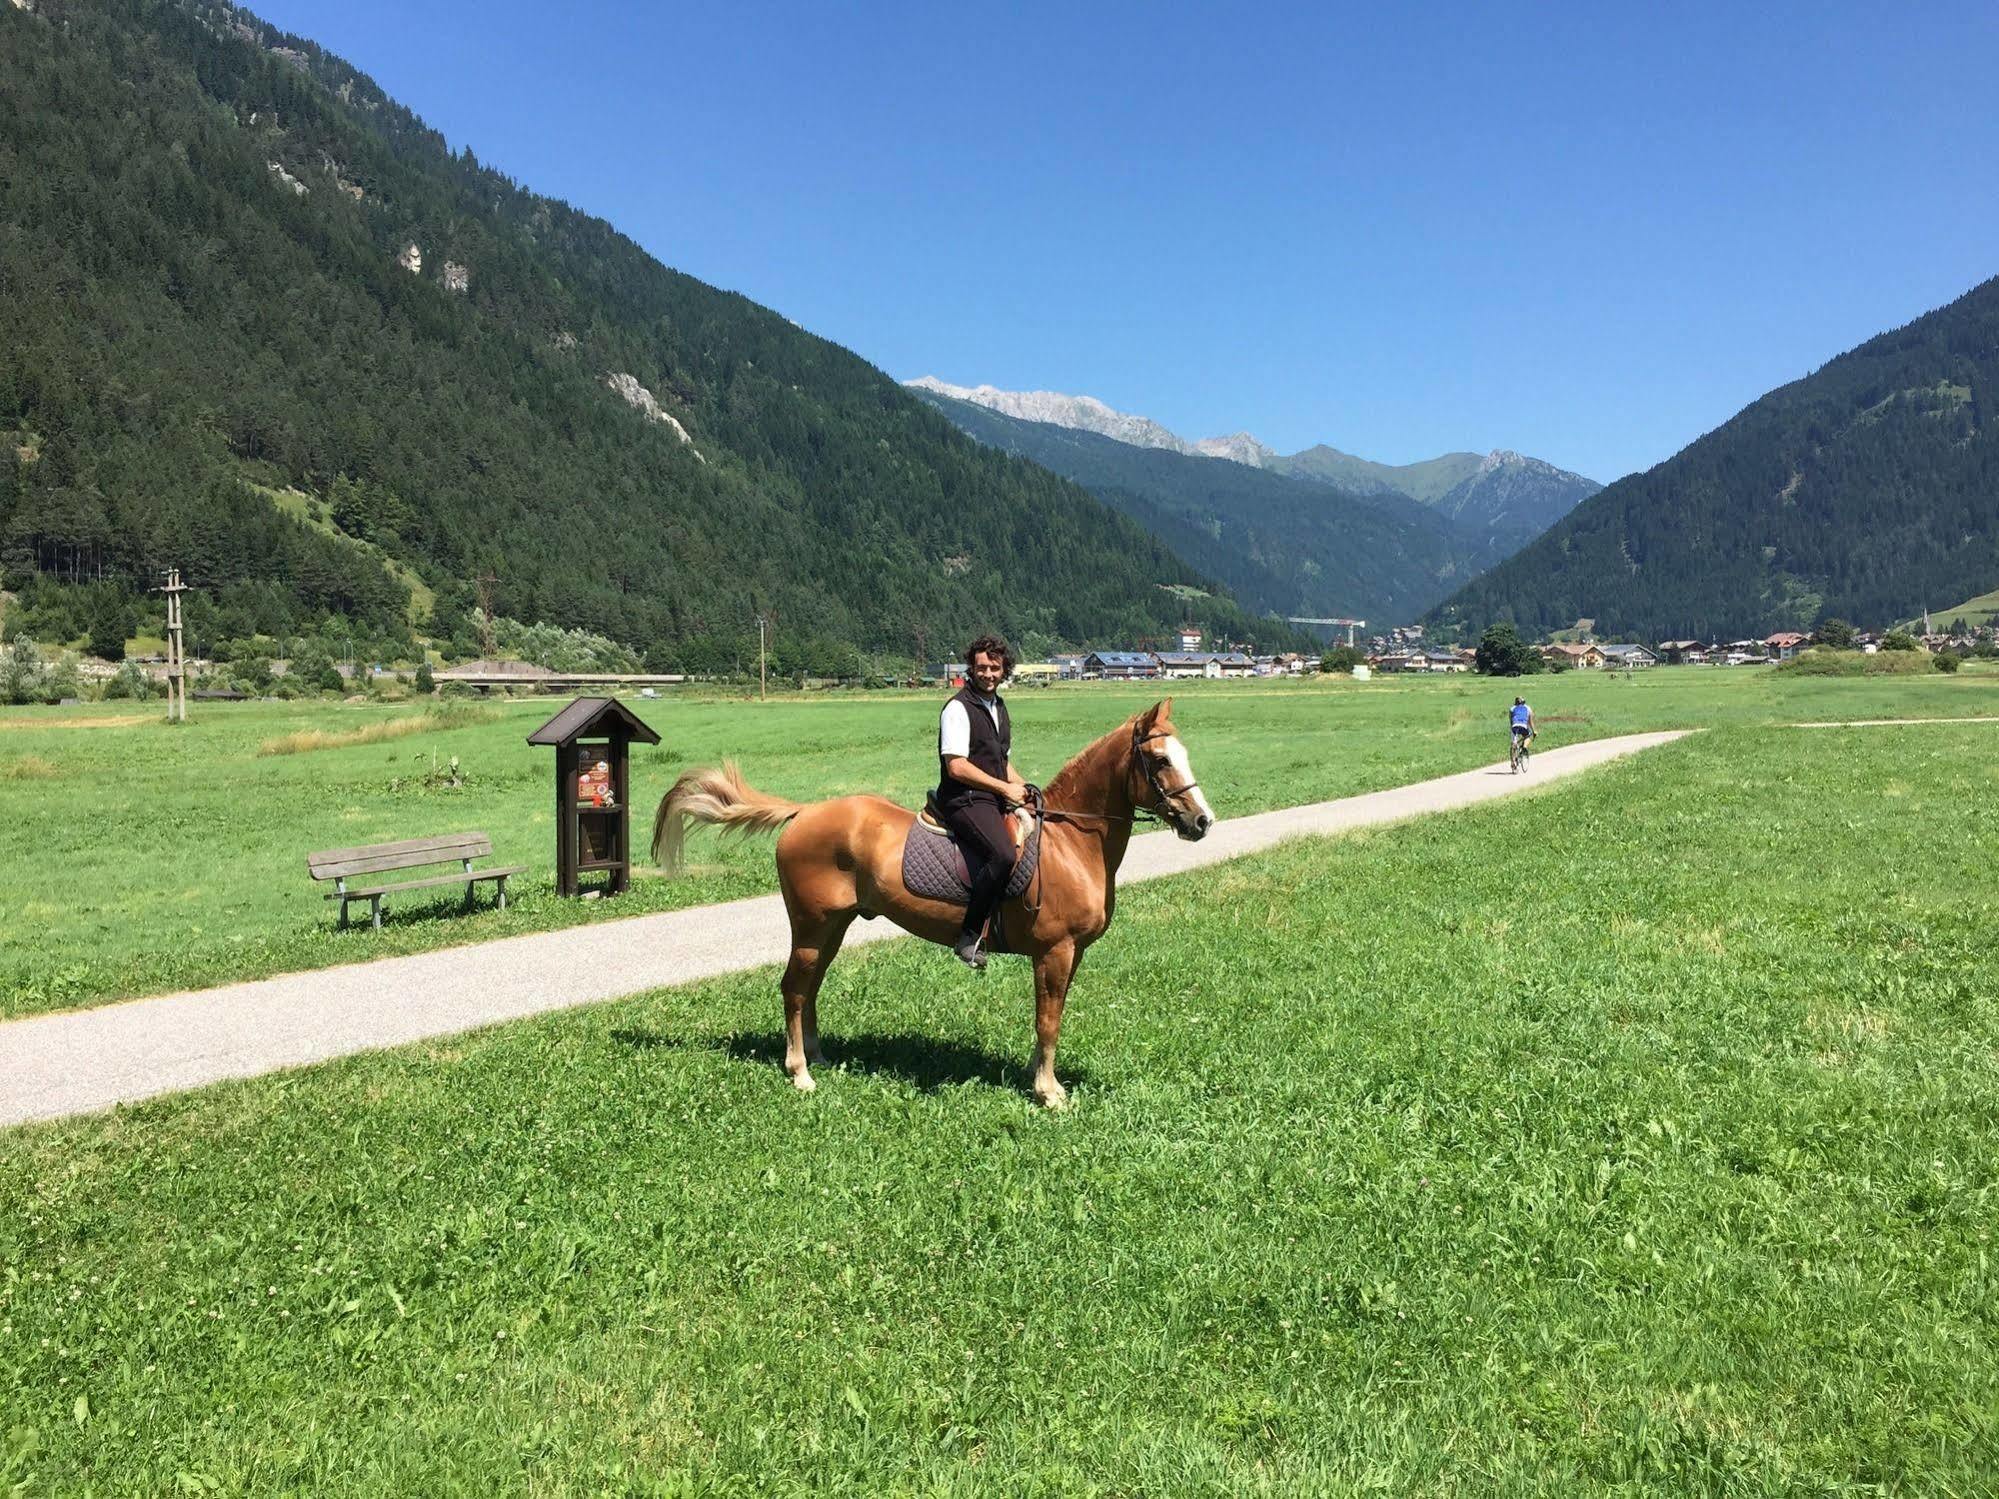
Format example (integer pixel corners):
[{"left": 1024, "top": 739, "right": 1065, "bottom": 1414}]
[
  {"left": 802, "top": 914, "right": 851, "bottom": 1067},
  {"left": 782, "top": 913, "right": 851, "bottom": 1092},
  {"left": 1030, "top": 940, "right": 1081, "bottom": 1109}
]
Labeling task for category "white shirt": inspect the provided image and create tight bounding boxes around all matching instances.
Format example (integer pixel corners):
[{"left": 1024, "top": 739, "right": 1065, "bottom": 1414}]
[{"left": 939, "top": 693, "right": 1002, "bottom": 759}]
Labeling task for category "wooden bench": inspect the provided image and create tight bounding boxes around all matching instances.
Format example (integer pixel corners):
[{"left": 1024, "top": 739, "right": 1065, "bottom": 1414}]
[{"left": 306, "top": 833, "right": 527, "bottom": 930}]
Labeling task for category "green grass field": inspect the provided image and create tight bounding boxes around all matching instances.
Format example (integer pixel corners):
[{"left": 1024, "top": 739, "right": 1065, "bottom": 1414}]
[
  {"left": 3, "top": 716, "right": 1995, "bottom": 1492},
  {"left": 2, "top": 667, "right": 1997, "bottom": 1016}
]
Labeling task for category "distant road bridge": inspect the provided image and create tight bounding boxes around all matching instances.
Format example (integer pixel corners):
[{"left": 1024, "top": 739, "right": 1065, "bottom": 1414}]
[{"left": 434, "top": 660, "right": 687, "bottom": 693}]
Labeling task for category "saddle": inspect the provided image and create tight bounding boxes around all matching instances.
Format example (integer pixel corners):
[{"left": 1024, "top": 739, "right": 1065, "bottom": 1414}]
[{"left": 902, "top": 795, "right": 1041, "bottom": 910}]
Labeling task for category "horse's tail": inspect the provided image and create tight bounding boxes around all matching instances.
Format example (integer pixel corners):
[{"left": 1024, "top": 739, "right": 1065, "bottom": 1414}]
[{"left": 651, "top": 761, "right": 804, "bottom": 873}]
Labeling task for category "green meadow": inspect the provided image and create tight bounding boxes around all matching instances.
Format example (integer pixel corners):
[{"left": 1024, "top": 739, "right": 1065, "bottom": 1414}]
[
  {"left": 2, "top": 666, "right": 1996, "bottom": 1016},
  {"left": 3, "top": 712, "right": 1996, "bottom": 1493}
]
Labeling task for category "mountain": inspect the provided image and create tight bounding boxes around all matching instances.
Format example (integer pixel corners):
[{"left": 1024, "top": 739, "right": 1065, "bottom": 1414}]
[
  {"left": 1268, "top": 446, "right": 1484, "bottom": 502},
  {"left": 1428, "top": 451, "right": 1605, "bottom": 561},
  {"left": 909, "top": 388, "right": 1482, "bottom": 621},
  {"left": 909, "top": 380, "right": 1597, "bottom": 565},
  {"left": 903, "top": 378, "right": 1198, "bottom": 455},
  {"left": 1425, "top": 276, "right": 1999, "bottom": 641},
  {"left": 0, "top": 1, "right": 1299, "bottom": 666}
]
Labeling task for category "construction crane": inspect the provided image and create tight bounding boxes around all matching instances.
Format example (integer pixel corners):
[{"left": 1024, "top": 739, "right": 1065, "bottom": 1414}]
[{"left": 1286, "top": 616, "right": 1366, "bottom": 648}]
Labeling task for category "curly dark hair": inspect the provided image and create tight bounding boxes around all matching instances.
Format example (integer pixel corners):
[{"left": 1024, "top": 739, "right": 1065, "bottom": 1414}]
[{"left": 965, "top": 633, "right": 1015, "bottom": 677}]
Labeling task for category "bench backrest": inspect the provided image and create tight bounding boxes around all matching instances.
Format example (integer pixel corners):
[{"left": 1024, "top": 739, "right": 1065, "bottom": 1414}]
[{"left": 307, "top": 832, "right": 496, "bottom": 881}]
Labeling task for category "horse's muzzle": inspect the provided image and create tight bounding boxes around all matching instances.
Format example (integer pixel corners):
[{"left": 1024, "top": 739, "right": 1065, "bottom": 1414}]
[{"left": 1177, "top": 812, "right": 1214, "bottom": 841}]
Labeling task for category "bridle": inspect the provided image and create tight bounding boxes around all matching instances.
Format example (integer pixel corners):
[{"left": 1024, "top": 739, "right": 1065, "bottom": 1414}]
[
  {"left": 1032, "top": 724, "right": 1199, "bottom": 830},
  {"left": 1019, "top": 723, "right": 1201, "bottom": 917},
  {"left": 1129, "top": 725, "right": 1202, "bottom": 823}
]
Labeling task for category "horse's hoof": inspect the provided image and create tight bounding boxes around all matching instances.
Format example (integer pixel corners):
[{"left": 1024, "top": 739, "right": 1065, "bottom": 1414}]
[
  {"left": 1034, "top": 1084, "right": 1070, "bottom": 1110},
  {"left": 790, "top": 1070, "right": 817, "bottom": 1094}
]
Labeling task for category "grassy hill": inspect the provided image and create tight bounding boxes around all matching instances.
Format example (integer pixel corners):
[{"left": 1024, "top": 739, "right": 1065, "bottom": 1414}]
[
  {"left": 1907, "top": 584, "right": 1999, "bottom": 633},
  {"left": 0, "top": 0, "right": 1297, "bottom": 664},
  {"left": 1426, "top": 275, "right": 1999, "bottom": 640}
]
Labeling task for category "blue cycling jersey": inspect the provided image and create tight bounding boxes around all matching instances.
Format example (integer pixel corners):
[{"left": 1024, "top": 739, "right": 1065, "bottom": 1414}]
[{"left": 1510, "top": 704, "right": 1532, "bottom": 728}]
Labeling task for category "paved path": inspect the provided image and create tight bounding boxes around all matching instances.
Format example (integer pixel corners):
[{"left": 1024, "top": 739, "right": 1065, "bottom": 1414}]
[
  {"left": 1, "top": 731, "right": 1690, "bottom": 1129},
  {"left": 1787, "top": 715, "right": 1999, "bottom": 729}
]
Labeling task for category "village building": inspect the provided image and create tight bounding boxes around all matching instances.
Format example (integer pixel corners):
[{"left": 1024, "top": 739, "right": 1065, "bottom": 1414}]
[
  {"left": 1763, "top": 631, "right": 1810, "bottom": 661},
  {"left": 1543, "top": 642, "right": 1606, "bottom": 669},
  {"left": 1599, "top": 643, "right": 1658, "bottom": 668},
  {"left": 1368, "top": 652, "right": 1422, "bottom": 674},
  {"left": 1155, "top": 651, "right": 1222, "bottom": 680},
  {"left": 1084, "top": 650, "right": 1161, "bottom": 680}
]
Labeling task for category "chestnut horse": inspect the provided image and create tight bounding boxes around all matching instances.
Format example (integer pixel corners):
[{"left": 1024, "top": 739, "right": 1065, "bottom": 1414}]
[{"left": 650, "top": 700, "right": 1214, "bottom": 1106}]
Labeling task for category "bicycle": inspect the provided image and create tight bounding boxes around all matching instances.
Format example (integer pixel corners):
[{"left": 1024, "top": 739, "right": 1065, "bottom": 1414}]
[{"left": 1510, "top": 732, "right": 1531, "bottom": 774}]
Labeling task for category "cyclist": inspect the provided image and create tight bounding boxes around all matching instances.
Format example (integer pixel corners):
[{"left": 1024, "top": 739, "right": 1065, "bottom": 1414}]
[{"left": 1509, "top": 696, "right": 1535, "bottom": 770}]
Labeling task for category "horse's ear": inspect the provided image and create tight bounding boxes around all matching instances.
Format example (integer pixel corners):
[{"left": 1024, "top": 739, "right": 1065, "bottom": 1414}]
[{"left": 1140, "top": 698, "right": 1171, "bottom": 729}]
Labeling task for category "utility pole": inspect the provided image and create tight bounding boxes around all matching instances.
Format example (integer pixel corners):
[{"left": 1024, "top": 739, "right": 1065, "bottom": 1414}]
[
  {"left": 158, "top": 568, "right": 188, "bottom": 723},
  {"left": 754, "top": 614, "right": 768, "bottom": 701}
]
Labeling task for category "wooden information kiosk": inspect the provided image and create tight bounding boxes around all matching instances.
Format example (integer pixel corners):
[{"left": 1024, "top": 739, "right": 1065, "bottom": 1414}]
[{"left": 526, "top": 696, "right": 660, "bottom": 897}]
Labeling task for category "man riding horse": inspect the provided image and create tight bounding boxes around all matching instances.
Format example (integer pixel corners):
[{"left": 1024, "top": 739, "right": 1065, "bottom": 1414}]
[
  {"left": 936, "top": 634, "right": 1031, "bottom": 971},
  {"left": 652, "top": 673, "right": 1217, "bottom": 1106}
]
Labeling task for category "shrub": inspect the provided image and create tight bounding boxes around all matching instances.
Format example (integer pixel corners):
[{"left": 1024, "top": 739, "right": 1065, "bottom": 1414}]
[
  {"left": 103, "top": 661, "right": 157, "bottom": 700},
  {"left": 1880, "top": 630, "right": 1920, "bottom": 653},
  {"left": 415, "top": 660, "right": 435, "bottom": 694},
  {"left": 286, "top": 639, "right": 344, "bottom": 694},
  {"left": 41, "top": 652, "right": 81, "bottom": 703},
  {"left": 1320, "top": 645, "right": 1365, "bottom": 674},
  {"left": 1934, "top": 651, "right": 1962, "bottom": 673},
  {"left": 1777, "top": 647, "right": 1931, "bottom": 677},
  {"left": 2, "top": 639, "right": 45, "bottom": 705}
]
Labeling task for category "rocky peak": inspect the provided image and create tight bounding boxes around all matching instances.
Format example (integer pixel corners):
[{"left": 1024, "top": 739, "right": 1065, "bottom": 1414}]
[
  {"left": 905, "top": 377, "right": 1194, "bottom": 454},
  {"left": 266, "top": 161, "right": 307, "bottom": 196},
  {"left": 1192, "top": 432, "right": 1273, "bottom": 467},
  {"left": 604, "top": 373, "right": 704, "bottom": 463}
]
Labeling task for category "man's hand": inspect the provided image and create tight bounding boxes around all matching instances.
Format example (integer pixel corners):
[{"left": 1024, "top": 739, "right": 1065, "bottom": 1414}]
[{"left": 1002, "top": 779, "right": 1031, "bottom": 806}]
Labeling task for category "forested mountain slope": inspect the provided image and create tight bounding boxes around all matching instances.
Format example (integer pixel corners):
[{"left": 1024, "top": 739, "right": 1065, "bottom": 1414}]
[
  {"left": 1426, "top": 276, "right": 1999, "bottom": 640},
  {"left": 912, "top": 388, "right": 1483, "bottom": 621},
  {"left": 0, "top": 0, "right": 1294, "bottom": 664}
]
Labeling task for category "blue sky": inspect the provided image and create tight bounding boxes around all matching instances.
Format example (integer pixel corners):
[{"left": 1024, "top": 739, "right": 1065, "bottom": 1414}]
[{"left": 252, "top": 0, "right": 1999, "bottom": 484}]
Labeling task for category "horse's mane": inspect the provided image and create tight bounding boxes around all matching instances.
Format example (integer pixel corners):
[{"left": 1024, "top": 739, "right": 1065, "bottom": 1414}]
[{"left": 1041, "top": 712, "right": 1138, "bottom": 807}]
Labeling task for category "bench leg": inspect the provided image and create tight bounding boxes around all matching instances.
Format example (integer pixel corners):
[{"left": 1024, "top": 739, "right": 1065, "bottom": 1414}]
[
  {"left": 371, "top": 895, "right": 383, "bottom": 931},
  {"left": 496, "top": 875, "right": 508, "bottom": 912},
  {"left": 339, "top": 900, "right": 350, "bottom": 931}
]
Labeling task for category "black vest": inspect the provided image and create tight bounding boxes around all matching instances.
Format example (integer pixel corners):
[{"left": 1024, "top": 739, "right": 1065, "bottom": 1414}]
[{"left": 937, "top": 686, "right": 1011, "bottom": 809}]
